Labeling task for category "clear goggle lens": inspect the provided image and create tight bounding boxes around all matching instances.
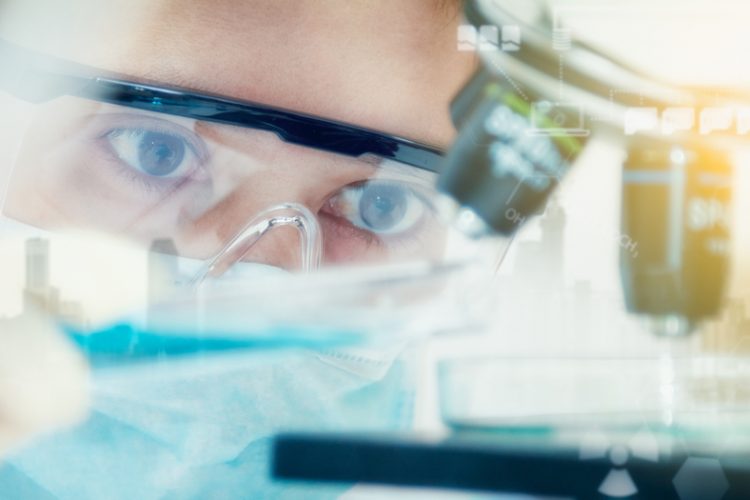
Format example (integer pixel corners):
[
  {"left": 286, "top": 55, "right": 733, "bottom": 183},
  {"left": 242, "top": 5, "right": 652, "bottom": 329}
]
[{"left": 3, "top": 97, "right": 485, "bottom": 277}]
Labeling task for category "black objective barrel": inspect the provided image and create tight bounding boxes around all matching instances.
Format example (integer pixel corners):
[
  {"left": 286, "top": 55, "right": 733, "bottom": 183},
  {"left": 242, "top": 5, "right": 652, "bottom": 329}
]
[
  {"left": 438, "top": 69, "right": 587, "bottom": 235},
  {"left": 620, "top": 142, "right": 732, "bottom": 331}
]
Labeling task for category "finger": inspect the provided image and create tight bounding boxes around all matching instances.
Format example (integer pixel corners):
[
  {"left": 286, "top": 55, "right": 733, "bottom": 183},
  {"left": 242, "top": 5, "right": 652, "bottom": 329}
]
[{"left": 0, "top": 311, "right": 89, "bottom": 456}]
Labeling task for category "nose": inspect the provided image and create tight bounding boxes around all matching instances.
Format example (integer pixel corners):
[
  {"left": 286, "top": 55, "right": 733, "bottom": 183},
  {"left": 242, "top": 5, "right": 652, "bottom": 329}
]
[{"left": 191, "top": 203, "right": 322, "bottom": 285}]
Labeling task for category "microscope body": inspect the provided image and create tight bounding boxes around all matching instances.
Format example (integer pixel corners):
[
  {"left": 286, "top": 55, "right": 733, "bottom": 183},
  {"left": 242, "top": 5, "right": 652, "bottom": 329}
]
[
  {"left": 620, "top": 144, "right": 732, "bottom": 336},
  {"left": 439, "top": 71, "right": 733, "bottom": 337}
]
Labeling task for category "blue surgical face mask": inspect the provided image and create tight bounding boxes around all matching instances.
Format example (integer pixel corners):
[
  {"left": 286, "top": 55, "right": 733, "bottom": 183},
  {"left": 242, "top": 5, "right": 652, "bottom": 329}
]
[
  {"left": 1, "top": 350, "right": 413, "bottom": 499},
  {"left": 0, "top": 216, "right": 415, "bottom": 499}
]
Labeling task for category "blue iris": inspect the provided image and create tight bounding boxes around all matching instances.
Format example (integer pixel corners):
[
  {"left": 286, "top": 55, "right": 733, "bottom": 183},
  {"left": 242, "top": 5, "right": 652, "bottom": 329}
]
[
  {"left": 359, "top": 184, "right": 408, "bottom": 231},
  {"left": 137, "top": 131, "right": 186, "bottom": 176}
]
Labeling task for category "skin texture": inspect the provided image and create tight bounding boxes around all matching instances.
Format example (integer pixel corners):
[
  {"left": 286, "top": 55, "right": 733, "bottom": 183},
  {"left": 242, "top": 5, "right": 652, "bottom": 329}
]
[
  {"left": 128, "top": 0, "right": 473, "bottom": 147},
  {"left": 1, "top": 0, "right": 477, "bottom": 267},
  {"left": 0, "top": 0, "right": 473, "bottom": 460},
  {"left": 1, "top": 0, "right": 474, "bottom": 146},
  {"left": 0, "top": 311, "right": 89, "bottom": 458}
]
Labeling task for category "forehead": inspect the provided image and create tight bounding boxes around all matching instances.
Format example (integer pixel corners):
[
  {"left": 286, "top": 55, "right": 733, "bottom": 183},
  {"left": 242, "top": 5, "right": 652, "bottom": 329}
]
[{"left": 0, "top": 0, "right": 475, "bottom": 147}]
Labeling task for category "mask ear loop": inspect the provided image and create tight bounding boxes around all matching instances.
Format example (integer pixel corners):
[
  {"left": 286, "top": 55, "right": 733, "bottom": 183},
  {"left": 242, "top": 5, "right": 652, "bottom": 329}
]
[{"left": 189, "top": 202, "right": 322, "bottom": 287}]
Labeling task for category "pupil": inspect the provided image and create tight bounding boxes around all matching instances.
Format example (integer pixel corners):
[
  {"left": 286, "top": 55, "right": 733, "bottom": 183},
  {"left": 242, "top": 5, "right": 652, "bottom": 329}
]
[
  {"left": 359, "top": 184, "right": 407, "bottom": 231},
  {"left": 138, "top": 132, "right": 185, "bottom": 176}
]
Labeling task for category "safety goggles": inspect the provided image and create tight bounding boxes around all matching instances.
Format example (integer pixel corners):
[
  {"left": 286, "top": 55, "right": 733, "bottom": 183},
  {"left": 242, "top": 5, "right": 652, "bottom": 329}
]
[{"left": 0, "top": 39, "right": 493, "bottom": 283}]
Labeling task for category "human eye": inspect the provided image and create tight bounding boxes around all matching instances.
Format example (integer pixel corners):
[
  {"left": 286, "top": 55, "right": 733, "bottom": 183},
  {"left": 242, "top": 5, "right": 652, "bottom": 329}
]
[
  {"left": 324, "top": 179, "right": 433, "bottom": 239},
  {"left": 97, "top": 115, "right": 209, "bottom": 189}
]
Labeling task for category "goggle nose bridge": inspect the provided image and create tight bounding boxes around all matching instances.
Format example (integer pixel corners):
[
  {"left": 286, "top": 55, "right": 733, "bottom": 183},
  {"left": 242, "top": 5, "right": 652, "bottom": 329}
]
[{"left": 190, "top": 202, "right": 322, "bottom": 285}]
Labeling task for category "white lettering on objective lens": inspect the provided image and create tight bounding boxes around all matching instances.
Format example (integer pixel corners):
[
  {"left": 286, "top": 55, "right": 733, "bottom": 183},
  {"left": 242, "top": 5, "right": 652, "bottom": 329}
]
[{"left": 687, "top": 198, "right": 728, "bottom": 231}]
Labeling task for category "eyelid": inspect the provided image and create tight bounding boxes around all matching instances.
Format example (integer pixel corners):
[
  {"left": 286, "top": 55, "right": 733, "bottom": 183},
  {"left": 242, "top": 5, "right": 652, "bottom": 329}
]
[
  {"left": 338, "top": 178, "right": 436, "bottom": 204},
  {"left": 361, "top": 157, "right": 438, "bottom": 185},
  {"left": 86, "top": 112, "right": 209, "bottom": 162},
  {"left": 331, "top": 180, "right": 434, "bottom": 225},
  {"left": 364, "top": 178, "right": 438, "bottom": 211},
  {"left": 342, "top": 182, "right": 431, "bottom": 238}
]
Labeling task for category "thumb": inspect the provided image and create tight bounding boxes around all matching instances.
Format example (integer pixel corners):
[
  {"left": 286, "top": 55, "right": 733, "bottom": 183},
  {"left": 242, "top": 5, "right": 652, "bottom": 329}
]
[{"left": 0, "top": 310, "right": 90, "bottom": 457}]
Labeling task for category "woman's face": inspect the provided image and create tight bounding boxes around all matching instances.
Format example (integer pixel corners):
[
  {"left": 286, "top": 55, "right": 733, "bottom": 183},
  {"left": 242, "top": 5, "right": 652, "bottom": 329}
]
[{"left": 1, "top": 0, "right": 477, "bottom": 269}]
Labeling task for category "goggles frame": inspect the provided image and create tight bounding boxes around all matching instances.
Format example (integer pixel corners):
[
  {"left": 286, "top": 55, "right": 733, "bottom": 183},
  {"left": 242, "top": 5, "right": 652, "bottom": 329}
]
[{"left": 0, "top": 38, "right": 444, "bottom": 173}]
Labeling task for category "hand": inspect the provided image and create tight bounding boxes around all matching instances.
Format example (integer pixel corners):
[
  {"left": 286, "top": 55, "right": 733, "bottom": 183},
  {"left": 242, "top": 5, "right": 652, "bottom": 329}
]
[{"left": 0, "top": 311, "right": 89, "bottom": 457}]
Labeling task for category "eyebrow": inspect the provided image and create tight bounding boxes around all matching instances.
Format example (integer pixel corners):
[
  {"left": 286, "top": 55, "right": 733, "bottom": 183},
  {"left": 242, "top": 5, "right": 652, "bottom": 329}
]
[{"left": 0, "top": 38, "right": 446, "bottom": 173}]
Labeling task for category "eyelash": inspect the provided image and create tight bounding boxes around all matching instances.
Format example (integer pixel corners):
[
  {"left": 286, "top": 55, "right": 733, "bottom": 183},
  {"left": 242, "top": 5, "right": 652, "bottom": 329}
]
[
  {"left": 86, "top": 115, "right": 437, "bottom": 254},
  {"left": 95, "top": 124, "right": 207, "bottom": 194},
  {"left": 321, "top": 181, "right": 436, "bottom": 250}
]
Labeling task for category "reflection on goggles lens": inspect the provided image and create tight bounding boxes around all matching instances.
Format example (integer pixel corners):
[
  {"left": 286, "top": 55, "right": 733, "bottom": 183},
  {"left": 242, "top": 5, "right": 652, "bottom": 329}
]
[{"left": 4, "top": 98, "right": 457, "bottom": 269}]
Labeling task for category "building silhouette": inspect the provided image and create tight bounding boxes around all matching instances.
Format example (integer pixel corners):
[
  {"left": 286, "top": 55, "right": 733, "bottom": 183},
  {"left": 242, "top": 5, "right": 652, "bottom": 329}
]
[
  {"left": 25, "top": 238, "right": 50, "bottom": 292},
  {"left": 511, "top": 196, "right": 566, "bottom": 291},
  {"left": 498, "top": 198, "right": 665, "bottom": 354},
  {"left": 23, "top": 238, "right": 52, "bottom": 314},
  {"left": 701, "top": 297, "right": 750, "bottom": 353},
  {"left": 537, "top": 197, "right": 566, "bottom": 287},
  {"left": 22, "top": 237, "right": 86, "bottom": 328},
  {"left": 146, "top": 238, "right": 183, "bottom": 336}
]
